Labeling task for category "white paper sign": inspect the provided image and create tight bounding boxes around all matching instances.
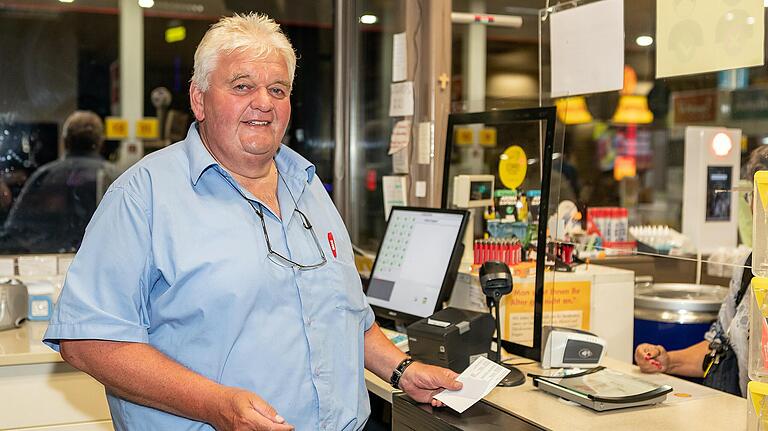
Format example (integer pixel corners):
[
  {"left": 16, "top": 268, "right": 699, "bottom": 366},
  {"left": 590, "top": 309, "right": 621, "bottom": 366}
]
[
  {"left": 388, "top": 119, "right": 411, "bottom": 155},
  {"left": 392, "top": 32, "right": 407, "bottom": 82},
  {"left": 550, "top": 0, "right": 624, "bottom": 97},
  {"left": 392, "top": 145, "right": 409, "bottom": 174},
  {"left": 656, "top": 0, "right": 764, "bottom": 78},
  {"left": 415, "top": 181, "right": 427, "bottom": 198},
  {"left": 417, "top": 121, "right": 432, "bottom": 165},
  {"left": 389, "top": 81, "right": 414, "bottom": 117},
  {"left": 382, "top": 176, "right": 408, "bottom": 220},
  {"left": 434, "top": 356, "right": 511, "bottom": 413}
]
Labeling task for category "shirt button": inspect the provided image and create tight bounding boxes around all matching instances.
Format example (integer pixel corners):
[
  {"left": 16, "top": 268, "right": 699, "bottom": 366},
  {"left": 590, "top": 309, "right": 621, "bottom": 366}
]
[
  {"left": 305, "top": 319, "right": 312, "bottom": 327},
  {"left": 314, "top": 368, "right": 321, "bottom": 377}
]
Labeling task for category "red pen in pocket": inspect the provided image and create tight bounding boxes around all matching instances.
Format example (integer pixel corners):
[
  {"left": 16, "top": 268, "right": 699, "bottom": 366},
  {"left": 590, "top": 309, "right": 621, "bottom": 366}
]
[{"left": 327, "top": 232, "right": 337, "bottom": 258}]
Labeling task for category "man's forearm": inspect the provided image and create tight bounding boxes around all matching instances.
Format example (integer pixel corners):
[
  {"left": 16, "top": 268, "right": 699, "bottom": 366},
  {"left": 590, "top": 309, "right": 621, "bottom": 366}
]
[
  {"left": 61, "top": 340, "right": 226, "bottom": 425},
  {"left": 363, "top": 323, "right": 408, "bottom": 381}
]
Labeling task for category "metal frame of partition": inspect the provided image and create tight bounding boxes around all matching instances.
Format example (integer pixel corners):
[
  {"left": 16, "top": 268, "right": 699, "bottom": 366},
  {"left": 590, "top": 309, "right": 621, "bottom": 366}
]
[
  {"left": 332, "top": 0, "right": 356, "bottom": 224},
  {"left": 441, "top": 106, "right": 557, "bottom": 361}
]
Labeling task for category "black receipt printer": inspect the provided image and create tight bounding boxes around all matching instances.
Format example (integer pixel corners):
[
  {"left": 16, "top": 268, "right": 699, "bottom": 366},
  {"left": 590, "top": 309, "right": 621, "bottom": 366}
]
[{"left": 406, "top": 307, "right": 494, "bottom": 373}]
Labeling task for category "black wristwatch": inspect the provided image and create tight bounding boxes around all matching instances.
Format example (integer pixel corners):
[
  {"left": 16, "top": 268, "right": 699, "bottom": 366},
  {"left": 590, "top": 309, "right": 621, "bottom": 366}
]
[{"left": 390, "top": 357, "right": 415, "bottom": 389}]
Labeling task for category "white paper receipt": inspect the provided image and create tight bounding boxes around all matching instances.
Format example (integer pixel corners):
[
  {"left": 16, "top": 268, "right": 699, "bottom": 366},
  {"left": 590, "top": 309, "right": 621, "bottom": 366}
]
[{"left": 434, "top": 356, "right": 511, "bottom": 413}]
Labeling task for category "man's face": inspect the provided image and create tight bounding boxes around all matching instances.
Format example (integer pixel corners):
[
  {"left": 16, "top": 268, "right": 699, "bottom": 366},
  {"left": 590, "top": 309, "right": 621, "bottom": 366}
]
[{"left": 190, "top": 49, "right": 291, "bottom": 174}]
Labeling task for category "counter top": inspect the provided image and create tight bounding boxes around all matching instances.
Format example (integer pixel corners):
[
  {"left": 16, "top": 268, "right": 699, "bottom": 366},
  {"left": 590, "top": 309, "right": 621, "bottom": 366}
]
[
  {"left": 0, "top": 321, "right": 61, "bottom": 366},
  {"left": 483, "top": 357, "right": 745, "bottom": 431},
  {"left": 366, "top": 356, "right": 745, "bottom": 430}
]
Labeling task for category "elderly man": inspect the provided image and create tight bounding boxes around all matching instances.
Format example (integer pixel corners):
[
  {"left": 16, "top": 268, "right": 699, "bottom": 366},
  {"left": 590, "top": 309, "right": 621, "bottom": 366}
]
[{"left": 44, "top": 13, "right": 461, "bottom": 431}]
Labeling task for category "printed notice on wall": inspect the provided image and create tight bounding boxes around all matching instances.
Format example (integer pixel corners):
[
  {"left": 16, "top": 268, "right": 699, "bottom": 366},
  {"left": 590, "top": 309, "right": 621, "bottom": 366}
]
[
  {"left": 389, "top": 81, "right": 414, "bottom": 117},
  {"left": 417, "top": 121, "right": 432, "bottom": 165},
  {"left": 392, "top": 32, "right": 407, "bottom": 82},
  {"left": 388, "top": 119, "right": 411, "bottom": 155},
  {"left": 657, "top": 0, "right": 764, "bottom": 78},
  {"left": 392, "top": 145, "right": 409, "bottom": 174},
  {"left": 550, "top": 0, "right": 624, "bottom": 97},
  {"left": 500, "top": 280, "right": 592, "bottom": 345},
  {"left": 382, "top": 176, "right": 408, "bottom": 220}
]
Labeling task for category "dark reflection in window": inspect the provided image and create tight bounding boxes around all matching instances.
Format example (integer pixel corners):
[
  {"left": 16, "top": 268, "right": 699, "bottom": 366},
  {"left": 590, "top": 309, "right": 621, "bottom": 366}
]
[
  {"left": 0, "top": 112, "right": 117, "bottom": 253},
  {"left": 0, "top": 6, "right": 118, "bottom": 254}
]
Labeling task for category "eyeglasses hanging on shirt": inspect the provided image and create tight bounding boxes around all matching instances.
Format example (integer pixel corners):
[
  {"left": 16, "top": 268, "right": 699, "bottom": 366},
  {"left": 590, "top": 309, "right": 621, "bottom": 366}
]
[{"left": 216, "top": 167, "right": 327, "bottom": 271}]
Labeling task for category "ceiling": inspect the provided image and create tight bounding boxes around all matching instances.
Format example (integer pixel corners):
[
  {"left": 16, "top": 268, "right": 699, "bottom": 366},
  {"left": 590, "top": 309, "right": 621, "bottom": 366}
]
[{"left": 0, "top": 0, "right": 332, "bottom": 23}]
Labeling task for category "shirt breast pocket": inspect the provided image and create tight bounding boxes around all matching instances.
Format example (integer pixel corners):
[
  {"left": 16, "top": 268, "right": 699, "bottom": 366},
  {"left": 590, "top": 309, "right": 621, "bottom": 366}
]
[
  {"left": 330, "top": 260, "right": 369, "bottom": 376},
  {"left": 332, "top": 259, "right": 368, "bottom": 313}
]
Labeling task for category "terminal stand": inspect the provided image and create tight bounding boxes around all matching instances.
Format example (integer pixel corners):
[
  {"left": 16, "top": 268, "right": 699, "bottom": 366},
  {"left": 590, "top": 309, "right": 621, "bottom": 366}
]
[{"left": 489, "top": 294, "right": 525, "bottom": 387}]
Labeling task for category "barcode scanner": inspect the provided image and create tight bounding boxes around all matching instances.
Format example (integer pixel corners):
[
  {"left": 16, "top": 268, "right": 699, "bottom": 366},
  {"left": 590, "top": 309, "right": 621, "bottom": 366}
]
[{"left": 479, "top": 260, "right": 525, "bottom": 387}]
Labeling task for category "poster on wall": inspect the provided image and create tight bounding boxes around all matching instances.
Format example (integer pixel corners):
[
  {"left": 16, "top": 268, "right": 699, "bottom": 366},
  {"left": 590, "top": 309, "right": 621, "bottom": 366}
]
[
  {"left": 549, "top": 0, "right": 624, "bottom": 97},
  {"left": 657, "top": 0, "right": 764, "bottom": 78},
  {"left": 500, "top": 280, "right": 592, "bottom": 345}
]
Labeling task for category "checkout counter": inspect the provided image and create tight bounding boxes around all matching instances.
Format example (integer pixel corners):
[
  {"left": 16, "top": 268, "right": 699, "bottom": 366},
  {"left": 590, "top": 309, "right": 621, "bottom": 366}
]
[
  {"left": 365, "top": 356, "right": 746, "bottom": 430},
  {"left": 0, "top": 320, "right": 745, "bottom": 431},
  {"left": 0, "top": 266, "right": 747, "bottom": 431},
  {"left": 357, "top": 202, "right": 744, "bottom": 429}
]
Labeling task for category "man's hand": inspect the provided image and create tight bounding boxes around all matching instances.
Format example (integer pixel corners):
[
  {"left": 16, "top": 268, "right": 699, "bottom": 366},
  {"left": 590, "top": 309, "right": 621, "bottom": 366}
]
[
  {"left": 398, "top": 362, "right": 462, "bottom": 407},
  {"left": 211, "top": 387, "right": 294, "bottom": 431},
  {"left": 634, "top": 343, "right": 669, "bottom": 373}
]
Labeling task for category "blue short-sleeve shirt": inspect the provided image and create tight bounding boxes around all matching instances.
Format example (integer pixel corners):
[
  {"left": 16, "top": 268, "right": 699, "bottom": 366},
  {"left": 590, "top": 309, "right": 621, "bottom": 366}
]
[{"left": 44, "top": 124, "right": 375, "bottom": 431}]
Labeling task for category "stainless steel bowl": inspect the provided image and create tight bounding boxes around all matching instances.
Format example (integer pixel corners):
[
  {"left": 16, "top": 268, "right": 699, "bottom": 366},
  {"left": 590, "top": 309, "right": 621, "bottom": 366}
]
[{"left": 634, "top": 283, "right": 728, "bottom": 324}]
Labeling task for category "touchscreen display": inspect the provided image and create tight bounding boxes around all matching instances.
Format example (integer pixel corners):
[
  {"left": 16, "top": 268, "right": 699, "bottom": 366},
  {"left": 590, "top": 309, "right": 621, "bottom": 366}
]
[{"left": 366, "top": 209, "right": 464, "bottom": 318}]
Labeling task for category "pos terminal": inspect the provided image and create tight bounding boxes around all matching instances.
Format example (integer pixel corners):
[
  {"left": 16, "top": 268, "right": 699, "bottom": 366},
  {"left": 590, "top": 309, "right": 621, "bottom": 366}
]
[{"left": 365, "top": 207, "right": 468, "bottom": 325}]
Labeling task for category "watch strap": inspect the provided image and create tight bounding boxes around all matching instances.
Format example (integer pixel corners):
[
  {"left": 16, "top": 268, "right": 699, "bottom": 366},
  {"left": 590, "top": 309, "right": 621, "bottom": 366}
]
[{"left": 390, "top": 357, "right": 415, "bottom": 389}]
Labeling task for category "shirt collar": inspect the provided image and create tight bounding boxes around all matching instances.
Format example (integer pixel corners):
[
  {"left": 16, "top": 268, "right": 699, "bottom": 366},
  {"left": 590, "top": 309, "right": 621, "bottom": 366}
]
[{"left": 183, "top": 123, "right": 316, "bottom": 187}]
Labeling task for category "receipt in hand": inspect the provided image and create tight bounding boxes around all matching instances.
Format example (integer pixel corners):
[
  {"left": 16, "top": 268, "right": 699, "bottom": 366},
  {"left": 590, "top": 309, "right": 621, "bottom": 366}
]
[{"left": 434, "top": 356, "right": 511, "bottom": 413}]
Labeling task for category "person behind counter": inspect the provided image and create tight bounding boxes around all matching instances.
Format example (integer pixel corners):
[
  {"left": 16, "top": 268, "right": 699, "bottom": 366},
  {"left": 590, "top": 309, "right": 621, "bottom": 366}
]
[
  {"left": 43, "top": 13, "right": 461, "bottom": 431},
  {"left": 0, "top": 110, "right": 117, "bottom": 253},
  {"left": 635, "top": 145, "right": 768, "bottom": 397}
]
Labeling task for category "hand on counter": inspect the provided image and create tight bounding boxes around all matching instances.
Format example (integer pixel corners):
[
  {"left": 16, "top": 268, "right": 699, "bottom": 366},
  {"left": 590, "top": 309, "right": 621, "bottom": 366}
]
[
  {"left": 212, "top": 387, "right": 294, "bottom": 431},
  {"left": 635, "top": 343, "right": 669, "bottom": 373},
  {"left": 399, "top": 361, "right": 463, "bottom": 407}
]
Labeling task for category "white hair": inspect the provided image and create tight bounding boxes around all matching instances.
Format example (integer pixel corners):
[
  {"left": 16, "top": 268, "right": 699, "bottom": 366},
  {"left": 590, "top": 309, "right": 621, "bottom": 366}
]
[{"left": 191, "top": 13, "right": 296, "bottom": 92}]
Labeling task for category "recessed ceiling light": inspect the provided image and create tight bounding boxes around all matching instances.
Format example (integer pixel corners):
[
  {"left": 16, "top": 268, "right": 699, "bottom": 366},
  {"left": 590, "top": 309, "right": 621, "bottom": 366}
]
[
  {"left": 58, "top": 0, "right": 74, "bottom": 3},
  {"left": 360, "top": 14, "right": 378, "bottom": 25},
  {"left": 138, "top": 0, "right": 154, "bottom": 8},
  {"left": 636, "top": 35, "right": 653, "bottom": 47}
]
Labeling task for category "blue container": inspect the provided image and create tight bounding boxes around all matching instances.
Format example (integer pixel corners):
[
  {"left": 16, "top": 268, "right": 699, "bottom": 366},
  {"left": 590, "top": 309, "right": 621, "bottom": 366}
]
[{"left": 633, "top": 283, "right": 726, "bottom": 353}]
